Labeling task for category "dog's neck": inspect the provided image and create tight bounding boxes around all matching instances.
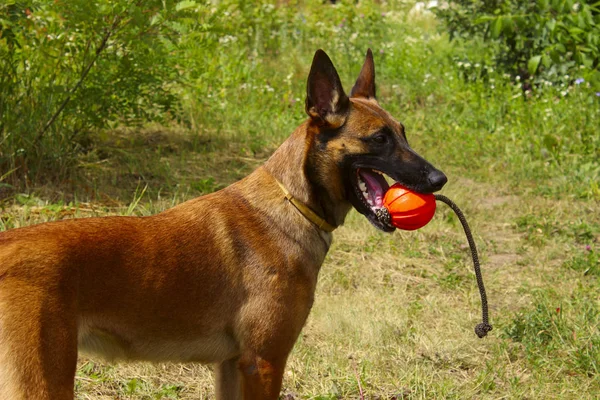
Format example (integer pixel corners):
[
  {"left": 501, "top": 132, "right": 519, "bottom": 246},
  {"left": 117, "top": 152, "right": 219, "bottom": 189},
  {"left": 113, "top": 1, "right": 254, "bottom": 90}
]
[{"left": 262, "top": 121, "right": 351, "bottom": 230}]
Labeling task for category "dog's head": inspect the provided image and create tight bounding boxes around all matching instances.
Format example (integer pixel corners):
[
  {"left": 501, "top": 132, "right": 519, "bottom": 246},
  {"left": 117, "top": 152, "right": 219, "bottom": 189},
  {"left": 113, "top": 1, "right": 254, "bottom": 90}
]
[{"left": 304, "top": 49, "right": 447, "bottom": 232}]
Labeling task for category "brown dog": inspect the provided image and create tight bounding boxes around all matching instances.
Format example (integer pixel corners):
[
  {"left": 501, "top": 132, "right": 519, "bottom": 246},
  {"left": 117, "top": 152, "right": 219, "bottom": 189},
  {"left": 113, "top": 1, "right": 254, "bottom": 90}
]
[{"left": 0, "top": 49, "right": 446, "bottom": 399}]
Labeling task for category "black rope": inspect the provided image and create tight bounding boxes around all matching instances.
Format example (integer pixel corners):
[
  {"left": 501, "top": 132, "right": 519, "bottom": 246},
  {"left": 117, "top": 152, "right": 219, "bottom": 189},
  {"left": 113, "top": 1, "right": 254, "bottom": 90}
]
[{"left": 434, "top": 194, "right": 493, "bottom": 339}]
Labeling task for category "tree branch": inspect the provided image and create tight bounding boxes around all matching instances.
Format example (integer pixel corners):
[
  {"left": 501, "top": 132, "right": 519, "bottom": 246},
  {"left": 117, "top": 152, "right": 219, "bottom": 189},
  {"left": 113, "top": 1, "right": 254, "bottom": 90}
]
[{"left": 34, "top": 14, "right": 123, "bottom": 145}]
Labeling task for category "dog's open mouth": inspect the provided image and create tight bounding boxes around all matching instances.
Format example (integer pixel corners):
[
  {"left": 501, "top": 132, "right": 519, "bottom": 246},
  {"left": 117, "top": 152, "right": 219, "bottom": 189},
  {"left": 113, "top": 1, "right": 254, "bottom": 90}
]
[{"left": 353, "top": 168, "right": 395, "bottom": 231}]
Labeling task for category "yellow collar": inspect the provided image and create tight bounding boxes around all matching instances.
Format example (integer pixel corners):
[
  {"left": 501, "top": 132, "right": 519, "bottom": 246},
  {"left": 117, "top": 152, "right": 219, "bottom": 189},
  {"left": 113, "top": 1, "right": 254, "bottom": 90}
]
[{"left": 272, "top": 177, "right": 337, "bottom": 233}]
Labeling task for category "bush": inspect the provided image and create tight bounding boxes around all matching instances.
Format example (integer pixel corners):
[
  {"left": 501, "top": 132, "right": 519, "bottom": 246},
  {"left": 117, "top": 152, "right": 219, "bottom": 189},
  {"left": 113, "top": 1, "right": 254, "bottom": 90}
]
[
  {"left": 0, "top": 0, "right": 184, "bottom": 187},
  {"left": 434, "top": 0, "right": 600, "bottom": 89},
  {"left": 0, "top": 0, "right": 393, "bottom": 191}
]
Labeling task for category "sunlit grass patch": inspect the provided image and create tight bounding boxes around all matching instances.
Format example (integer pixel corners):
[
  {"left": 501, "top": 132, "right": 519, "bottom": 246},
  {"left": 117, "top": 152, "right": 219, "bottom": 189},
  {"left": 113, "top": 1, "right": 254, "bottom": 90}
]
[
  {"left": 504, "top": 286, "right": 600, "bottom": 378},
  {"left": 564, "top": 248, "right": 600, "bottom": 277}
]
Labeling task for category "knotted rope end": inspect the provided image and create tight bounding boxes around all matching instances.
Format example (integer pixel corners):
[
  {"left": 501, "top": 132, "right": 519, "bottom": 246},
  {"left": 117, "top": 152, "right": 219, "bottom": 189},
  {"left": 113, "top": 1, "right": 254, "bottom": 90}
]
[{"left": 475, "top": 323, "right": 493, "bottom": 338}]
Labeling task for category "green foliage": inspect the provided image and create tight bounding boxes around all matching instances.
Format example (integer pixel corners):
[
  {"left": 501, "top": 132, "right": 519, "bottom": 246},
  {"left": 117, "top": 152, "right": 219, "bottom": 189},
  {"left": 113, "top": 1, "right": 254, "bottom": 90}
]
[
  {"left": 434, "top": 0, "right": 600, "bottom": 89},
  {"left": 413, "top": 69, "right": 600, "bottom": 199},
  {"left": 0, "top": 0, "right": 186, "bottom": 186},
  {"left": 0, "top": 0, "right": 397, "bottom": 192},
  {"left": 0, "top": 0, "right": 595, "bottom": 205},
  {"left": 157, "top": 383, "right": 183, "bottom": 399}
]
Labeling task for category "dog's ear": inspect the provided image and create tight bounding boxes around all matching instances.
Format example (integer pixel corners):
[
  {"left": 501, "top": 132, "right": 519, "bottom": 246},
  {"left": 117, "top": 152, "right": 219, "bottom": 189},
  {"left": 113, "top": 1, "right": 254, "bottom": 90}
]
[
  {"left": 350, "top": 48, "right": 376, "bottom": 100},
  {"left": 305, "top": 49, "right": 349, "bottom": 128}
]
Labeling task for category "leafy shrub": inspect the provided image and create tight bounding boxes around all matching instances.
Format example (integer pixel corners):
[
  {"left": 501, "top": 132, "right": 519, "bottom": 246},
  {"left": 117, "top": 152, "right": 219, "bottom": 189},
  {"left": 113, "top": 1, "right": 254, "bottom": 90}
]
[
  {"left": 0, "top": 0, "right": 393, "bottom": 191},
  {"left": 0, "top": 0, "right": 186, "bottom": 187},
  {"left": 434, "top": 0, "right": 600, "bottom": 89}
]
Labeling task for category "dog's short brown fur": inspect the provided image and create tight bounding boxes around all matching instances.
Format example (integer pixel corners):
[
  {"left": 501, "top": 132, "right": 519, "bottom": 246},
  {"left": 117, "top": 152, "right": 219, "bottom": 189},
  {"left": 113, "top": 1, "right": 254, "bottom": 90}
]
[{"left": 0, "top": 49, "right": 446, "bottom": 399}]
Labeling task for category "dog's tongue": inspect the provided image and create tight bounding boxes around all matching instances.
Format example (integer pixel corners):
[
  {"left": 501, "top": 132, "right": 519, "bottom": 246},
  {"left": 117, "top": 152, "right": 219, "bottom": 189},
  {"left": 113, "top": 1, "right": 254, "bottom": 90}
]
[{"left": 359, "top": 169, "right": 388, "bottom": 207}]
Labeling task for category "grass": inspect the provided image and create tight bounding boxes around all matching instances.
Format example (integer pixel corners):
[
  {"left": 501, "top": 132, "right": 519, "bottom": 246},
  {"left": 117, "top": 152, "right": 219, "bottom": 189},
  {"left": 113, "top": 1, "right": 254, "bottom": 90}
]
[{"left": 1, "top": 1, "right": 599, "bottom": 399}]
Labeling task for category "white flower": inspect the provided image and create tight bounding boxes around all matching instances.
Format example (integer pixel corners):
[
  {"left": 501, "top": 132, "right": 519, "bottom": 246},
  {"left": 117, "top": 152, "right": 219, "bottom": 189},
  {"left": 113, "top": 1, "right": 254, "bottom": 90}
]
[{"left": 225, "top": 35, "right": 238, "bottom": 44}]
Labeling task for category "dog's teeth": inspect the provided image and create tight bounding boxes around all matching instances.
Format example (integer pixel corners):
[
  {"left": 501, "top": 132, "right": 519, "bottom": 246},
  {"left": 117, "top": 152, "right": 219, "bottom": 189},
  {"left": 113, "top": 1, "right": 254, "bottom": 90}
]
[{"left": 359, "top": 181, "right": 367, "bottom": 192}]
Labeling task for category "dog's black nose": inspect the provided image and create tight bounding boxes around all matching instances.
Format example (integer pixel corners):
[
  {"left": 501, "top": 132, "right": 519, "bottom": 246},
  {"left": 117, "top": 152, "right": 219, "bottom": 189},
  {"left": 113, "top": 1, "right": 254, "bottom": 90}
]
[{"left": 428, "top": 169, "right": 447, "bottom": 191}]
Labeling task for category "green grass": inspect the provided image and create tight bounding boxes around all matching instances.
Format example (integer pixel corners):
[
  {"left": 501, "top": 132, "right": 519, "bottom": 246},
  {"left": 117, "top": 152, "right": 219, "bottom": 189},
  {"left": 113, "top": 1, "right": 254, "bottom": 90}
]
[{"left": 1, "top": 1, "right": 599, "bottom": 399}]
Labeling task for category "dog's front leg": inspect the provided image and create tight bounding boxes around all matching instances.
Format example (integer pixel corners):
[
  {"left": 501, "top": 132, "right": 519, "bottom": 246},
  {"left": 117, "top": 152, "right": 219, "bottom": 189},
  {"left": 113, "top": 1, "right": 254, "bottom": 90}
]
[
  {"left": 215, "top": 353, "right": 287, "bottom": 400},
  {"left": 238, "top": 353, "right": 286, "bottom": 400},
  {"left": 216, "top": 297, "right": 307, "bottom": 400}
]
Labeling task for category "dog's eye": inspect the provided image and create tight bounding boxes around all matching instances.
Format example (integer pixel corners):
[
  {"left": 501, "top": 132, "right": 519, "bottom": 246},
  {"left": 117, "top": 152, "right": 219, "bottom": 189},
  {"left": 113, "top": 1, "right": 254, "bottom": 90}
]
[{"left": 372, "top": 134, "right": 387, "bottom": 144}]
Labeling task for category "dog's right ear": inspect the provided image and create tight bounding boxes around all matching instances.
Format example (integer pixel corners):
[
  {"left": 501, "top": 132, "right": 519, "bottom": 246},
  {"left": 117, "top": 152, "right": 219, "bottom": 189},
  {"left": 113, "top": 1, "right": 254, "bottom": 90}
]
[{"left": 305, "top": 49, "right": 349, "bottom": 128}]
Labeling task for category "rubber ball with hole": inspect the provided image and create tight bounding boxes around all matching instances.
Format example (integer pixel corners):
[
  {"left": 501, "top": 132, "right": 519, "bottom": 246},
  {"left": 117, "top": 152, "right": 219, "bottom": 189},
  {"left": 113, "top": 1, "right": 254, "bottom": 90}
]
[{"left": 383, "top": 183, "right": 436, "bottom": 230}]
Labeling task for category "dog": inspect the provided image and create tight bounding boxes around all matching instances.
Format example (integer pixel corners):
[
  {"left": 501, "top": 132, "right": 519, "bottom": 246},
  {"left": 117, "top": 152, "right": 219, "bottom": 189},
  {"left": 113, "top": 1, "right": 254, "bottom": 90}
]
[{"left": 0, "top": 49, "right": 446, "bottom": 399}]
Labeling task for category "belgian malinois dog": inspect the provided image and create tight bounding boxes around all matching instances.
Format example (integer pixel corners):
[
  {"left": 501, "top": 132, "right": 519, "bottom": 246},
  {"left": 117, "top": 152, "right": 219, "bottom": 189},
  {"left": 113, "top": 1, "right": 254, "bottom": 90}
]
[{"left": 0, "top": 49, "right": 446, "bottom": 399}]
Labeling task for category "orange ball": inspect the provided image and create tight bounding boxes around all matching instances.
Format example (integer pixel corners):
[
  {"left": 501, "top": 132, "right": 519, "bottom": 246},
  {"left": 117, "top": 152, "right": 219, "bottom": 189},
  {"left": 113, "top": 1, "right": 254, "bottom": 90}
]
[{"left": 383, "top": 183, "right": 436, "bottom": 230}]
